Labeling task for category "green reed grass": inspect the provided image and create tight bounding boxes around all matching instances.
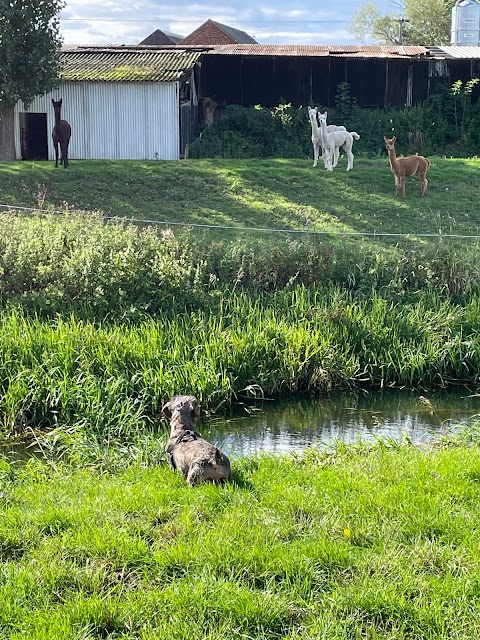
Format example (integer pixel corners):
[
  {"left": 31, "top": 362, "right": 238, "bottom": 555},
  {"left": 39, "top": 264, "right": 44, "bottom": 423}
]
[
  {"left": 2, "top": 442, "right": 480, "bottom": 638},
  {"left": 1, "top": 286, "right": 480, "bottom": 440}
]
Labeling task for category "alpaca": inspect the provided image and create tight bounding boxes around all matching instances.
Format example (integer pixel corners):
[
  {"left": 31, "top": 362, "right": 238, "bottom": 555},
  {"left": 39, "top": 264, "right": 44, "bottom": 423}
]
[
  {"left": 384, "top": 136, "right": 430, "bottom": 198},
  {"left": 318, "top": 111, "right": 360, "bottom": 171},
  {"left": 52, "top": 99, "right": 71, "bottom": 168},
  {"left": 307, "top": 106, "right": 346, "bottom": 168}
]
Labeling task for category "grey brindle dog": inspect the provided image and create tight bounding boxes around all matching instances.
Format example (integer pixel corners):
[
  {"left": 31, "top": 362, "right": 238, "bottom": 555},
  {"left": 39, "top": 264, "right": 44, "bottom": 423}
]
[{"left": 163, "top": 395, "right": 231, "bottom": 486}]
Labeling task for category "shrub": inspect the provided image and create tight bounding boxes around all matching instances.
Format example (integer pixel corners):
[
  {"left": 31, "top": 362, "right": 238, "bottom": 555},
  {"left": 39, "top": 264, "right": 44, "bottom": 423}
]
[{"left": 190, "top": 81, "right": 480, "bottom": 159}]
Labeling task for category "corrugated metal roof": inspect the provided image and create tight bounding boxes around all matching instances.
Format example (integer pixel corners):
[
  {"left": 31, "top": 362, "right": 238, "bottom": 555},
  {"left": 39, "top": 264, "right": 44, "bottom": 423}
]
[
  {"left": 203, "top": 44, "right": 428, "bottom": 58},
  {"left": 59, "top": 47, "right": 203, "bottom": 82},
  {"left": 429, "top": 45, "right": 480, "bottom": 58}
]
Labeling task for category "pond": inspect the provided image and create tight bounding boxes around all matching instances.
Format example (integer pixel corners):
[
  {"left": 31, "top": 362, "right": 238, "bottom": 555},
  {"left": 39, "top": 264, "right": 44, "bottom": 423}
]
[
  {"left": 1, "top": 388, "right": 480, "bottom": 461},
  {"left": 203, "top": 387, "right": 480, "bottom": 457}
]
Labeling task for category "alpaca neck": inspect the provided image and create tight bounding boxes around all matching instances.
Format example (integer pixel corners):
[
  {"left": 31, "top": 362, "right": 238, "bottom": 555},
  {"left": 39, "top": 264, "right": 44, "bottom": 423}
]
[
  {"left": 309, "top": 113, "right": 320, "bottom": 138},
  {"left": 54, "top": 110, "right": 61, "bottom": 128},
  {"left": 387, "top": 146, "right": 401, "bottom": 174},
  {"left": 319, "top": 118, "right": 329, "bottom": 143}
]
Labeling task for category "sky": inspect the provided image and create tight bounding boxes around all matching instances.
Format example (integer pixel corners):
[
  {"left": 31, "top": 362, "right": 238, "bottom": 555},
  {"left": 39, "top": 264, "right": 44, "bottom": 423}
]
[{"left": 60, "top": 0, "right": 396, "bottom": 47}]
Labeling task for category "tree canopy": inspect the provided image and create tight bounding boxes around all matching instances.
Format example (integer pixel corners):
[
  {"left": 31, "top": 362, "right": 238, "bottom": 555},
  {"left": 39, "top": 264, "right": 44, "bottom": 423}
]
[
  {"left": 0, "top": 0, "right": 64, "bottom": 108},
  {"left": 349, "top": 0, "right": 456, "bottom": 46}
]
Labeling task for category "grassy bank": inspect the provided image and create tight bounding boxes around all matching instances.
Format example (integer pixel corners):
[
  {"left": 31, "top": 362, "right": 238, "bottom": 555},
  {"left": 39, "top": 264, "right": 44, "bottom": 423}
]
[
  {"left": 1, "top": 157, "right": 480, "bottom": 236},
  {"left": 2, "top": 440, "right": 480, "bottom": 638},
  {"left": 1, "top": 288, "right": 480, "bottom": 440},
  {"left": 0, "top": 159, "right": 480, "bottom": 440}
]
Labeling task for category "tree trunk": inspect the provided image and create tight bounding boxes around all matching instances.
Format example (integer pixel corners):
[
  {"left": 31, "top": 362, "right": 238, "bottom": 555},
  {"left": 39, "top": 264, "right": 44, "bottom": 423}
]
[{"left": 0, "top": 106, "right": 16, "bottom": 161}]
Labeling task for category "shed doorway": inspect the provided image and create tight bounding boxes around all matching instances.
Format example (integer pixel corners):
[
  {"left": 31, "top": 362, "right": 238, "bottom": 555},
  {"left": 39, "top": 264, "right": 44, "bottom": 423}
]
[{"left": 19, "top": 112, "right": 48, "bottom": 160}]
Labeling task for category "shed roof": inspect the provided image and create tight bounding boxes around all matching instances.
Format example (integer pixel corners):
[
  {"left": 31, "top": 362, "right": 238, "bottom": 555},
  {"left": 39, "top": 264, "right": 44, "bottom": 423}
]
[
  {"left": 428, "top": 45, "right": 480, "bottom": 58},
  {"left": 202, "top": 44, "right": 428, "bottom": 58},
  {"left": 59, "top": 47, "right": 203, "bottom": 82}
]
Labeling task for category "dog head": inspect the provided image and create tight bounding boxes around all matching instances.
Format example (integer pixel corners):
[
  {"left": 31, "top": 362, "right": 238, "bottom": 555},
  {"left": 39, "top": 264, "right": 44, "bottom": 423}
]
[{"left": 162, "top": 395, "right": 200, "bottom": 433}]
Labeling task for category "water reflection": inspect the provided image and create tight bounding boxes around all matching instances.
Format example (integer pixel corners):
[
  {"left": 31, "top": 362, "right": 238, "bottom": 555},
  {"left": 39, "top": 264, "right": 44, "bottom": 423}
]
[
  {"left": 203, "top": 388, "right": 480, "bottom": 457},
  {"left": 2, "top": 389, "right": 480, "bottom": 461}
]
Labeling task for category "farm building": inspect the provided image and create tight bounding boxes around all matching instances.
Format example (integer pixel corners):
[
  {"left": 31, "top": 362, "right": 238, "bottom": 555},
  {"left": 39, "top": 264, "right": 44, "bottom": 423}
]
[
  {"left": 12, "top": 46, "right": 203, "bottom": 162},
  {"left": 179, "top": 20, "right": 257, "bottom": 46},
  {"left": 196, "top": 44, "right": 480, "bottom": 111},
  {"left": 6, "top": 41, "right": 480, "bottom": 162}
]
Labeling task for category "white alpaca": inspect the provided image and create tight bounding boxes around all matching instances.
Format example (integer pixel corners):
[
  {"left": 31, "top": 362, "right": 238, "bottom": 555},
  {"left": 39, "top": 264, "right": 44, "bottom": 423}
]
[
  {"left": 307, "top": 106, "right": 346, "bottom": 168},
  {"left": 318, "top": 111, "right": 360, "bottom": 171}
]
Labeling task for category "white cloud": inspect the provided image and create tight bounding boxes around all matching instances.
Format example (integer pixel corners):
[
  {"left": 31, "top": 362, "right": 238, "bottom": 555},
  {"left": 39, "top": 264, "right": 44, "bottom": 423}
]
[{"left": 59, "top": 0, "right": 381, "bottom": 45}]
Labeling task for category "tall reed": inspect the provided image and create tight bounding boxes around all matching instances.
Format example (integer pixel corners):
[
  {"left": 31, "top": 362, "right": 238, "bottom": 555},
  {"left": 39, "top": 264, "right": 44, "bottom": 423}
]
[{"left": 1, "top": 287, "right": 480, "bottom": 440}]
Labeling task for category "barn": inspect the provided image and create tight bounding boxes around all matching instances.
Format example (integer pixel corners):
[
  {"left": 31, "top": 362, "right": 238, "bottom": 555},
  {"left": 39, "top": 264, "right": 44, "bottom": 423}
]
[{"left": 13, "top": 46, "right": 203, "bottom": 162}]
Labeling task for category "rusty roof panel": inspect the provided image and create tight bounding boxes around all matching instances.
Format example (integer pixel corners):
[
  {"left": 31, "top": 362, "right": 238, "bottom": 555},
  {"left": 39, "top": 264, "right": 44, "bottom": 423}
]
[
  {"left": 59, "top": 48, "right": 203, "bottom": 82},
  {"left": 203, "top": 44, "right": 428, "bottom": 58}
]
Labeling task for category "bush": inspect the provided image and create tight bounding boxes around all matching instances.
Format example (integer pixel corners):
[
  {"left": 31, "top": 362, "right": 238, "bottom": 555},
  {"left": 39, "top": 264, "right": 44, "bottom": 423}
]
[
  {"left": 2, "top": 211, "right": 480, "bottom": 321},
  {"left": 190, "top": 81, "right": 480, "bottom": 159},
  {"left": 0, "top": 212, "right": 208, "bottom": 319}
]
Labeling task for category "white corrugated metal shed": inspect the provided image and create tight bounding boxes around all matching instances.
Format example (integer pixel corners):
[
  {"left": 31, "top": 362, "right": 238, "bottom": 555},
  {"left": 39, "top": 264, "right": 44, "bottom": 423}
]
[
  {"left": 13, "top": 47, "right": 202, "bottom": 161},
  {"left": 15, "top": 82, "right": 180, "bottom": 161}
]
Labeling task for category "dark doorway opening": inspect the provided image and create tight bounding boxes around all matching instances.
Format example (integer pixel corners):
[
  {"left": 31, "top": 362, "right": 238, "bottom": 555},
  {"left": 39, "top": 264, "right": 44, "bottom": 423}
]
[{"left": 19, "top": 112, "right": 48, "bottom": 160}]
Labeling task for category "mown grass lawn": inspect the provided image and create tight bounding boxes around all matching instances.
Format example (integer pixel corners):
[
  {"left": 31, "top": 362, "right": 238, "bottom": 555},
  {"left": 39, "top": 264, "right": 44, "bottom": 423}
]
[
  {"left": 1, "top": 156, "right": 480, "bottom": 237},
  {"left": 2, "top": 442, "right": 480, "bottom": 639}
]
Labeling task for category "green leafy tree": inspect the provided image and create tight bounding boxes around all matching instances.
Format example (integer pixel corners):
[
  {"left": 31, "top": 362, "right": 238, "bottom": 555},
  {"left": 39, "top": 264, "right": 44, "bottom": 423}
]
[
  {"left": 350, "top": 0, "right": 455, "bottom": 45},
  {"left": 0, "top": 0, "right": 64, "bottom": 159}
]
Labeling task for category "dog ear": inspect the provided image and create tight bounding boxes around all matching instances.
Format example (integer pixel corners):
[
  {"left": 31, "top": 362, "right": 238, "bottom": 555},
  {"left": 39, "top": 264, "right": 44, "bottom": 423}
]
[
  {"left": 162, "top": 400, "right": 172, "bottom": 418},
  {"left": 189, "top": 398, "right": 201, "bottom": 420}
]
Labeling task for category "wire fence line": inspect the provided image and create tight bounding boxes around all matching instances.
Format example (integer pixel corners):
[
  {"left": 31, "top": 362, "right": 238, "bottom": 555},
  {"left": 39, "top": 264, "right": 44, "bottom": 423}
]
[{"left": 1, "top": 201, "right": 479, "bottom": 240}]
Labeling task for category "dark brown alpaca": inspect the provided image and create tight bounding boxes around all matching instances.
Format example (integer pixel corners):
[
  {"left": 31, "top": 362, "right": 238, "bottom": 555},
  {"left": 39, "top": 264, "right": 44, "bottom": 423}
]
[{"left": 52, "top": 99, "right": 71, "bottom": 168}]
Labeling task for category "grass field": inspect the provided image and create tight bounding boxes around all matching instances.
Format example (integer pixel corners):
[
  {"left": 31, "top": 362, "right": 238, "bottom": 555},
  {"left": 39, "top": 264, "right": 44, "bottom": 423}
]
[
  {"left": 1, "top": 156, "right": 480, "bottom": 237},
  {"left": 2, "top": 158, "right": 480, "bottom": 638},
  {"left": 2, "top": 440, "right": 480, "bottom": 638}
]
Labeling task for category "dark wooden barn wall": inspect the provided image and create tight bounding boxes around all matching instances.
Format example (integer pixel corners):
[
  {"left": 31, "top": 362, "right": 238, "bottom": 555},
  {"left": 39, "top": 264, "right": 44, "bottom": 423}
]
[{"left": 199, "top": 54, "right": 480, "bottom": 109}]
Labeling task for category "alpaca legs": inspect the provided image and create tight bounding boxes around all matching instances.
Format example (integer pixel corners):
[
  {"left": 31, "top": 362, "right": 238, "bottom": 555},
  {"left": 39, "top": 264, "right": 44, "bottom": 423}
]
[
  {"left": 416, "top": 169, "right": 428, "bottom": 196},
  {"left": 60, "top": 142, "right": 69, "bottom": 168},
  {"left": 312, "top": 142, "right": 320, "bottom": 167},
  {"left": 325, "top": 147, "right": 334, "bottom": 171},
  {"left": 394, "top": 177, "right": 405, "bottom": 198}
]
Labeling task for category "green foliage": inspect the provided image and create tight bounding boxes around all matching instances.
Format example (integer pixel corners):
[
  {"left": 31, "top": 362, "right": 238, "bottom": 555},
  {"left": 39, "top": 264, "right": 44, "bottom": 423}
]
[
  {"left": 190, "top": 103, "right": 310, "bottom": 159},
  {"left": 0, "top": 212, "right": 208, "bottom": 319},
  {"left": 350, "top": 0, "right": 455, "bottom": 45},
  {"left": 191, "top": 80, "right": 480, "bottom": 158},
  {"left": 0, "top": 0, "right": 64, "bottom": 108},
  {"left": 4, "top": 212, "right": 480, "bottom": 320},
  {"left": 334, "top": 82, "right": 359, "bottom": 121}
]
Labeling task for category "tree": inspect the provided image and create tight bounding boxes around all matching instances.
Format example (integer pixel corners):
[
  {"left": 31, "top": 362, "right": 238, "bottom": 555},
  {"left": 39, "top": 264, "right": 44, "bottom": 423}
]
[
  {"left": 349, "top": 0, "right": 456, "bottom": 46},
  {"left": 0, "top": 0, "right": 64, "bottom": 159}
]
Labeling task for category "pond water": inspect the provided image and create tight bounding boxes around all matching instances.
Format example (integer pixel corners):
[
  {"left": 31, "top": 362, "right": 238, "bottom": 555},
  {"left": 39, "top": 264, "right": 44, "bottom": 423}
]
[
  {"left": 203, "top": 388, "right": 480, "bottom": 458},
  {"left": 2, "top": 388, "right": 480, "bottom": 460}
]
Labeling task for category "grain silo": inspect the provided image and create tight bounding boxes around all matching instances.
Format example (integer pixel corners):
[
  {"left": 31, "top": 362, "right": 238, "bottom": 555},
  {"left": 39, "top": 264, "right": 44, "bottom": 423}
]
[{"left": 451, "top": 0, "right": 480, "bottom": 45}]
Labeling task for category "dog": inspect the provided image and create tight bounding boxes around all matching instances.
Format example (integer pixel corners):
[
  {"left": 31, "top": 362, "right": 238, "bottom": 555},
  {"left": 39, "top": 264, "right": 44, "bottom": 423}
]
[{"left": 162, "top": 395, "right": 231, "bottom": 486}]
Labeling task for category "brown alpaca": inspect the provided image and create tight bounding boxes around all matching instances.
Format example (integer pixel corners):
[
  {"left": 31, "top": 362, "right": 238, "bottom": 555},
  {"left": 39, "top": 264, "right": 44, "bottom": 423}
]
[
  {"left": 52, "top": 99, "right": 71, "bottom": 168},
  {"left": 384, "top": 136, "right": 430, "bottom": 198}
]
